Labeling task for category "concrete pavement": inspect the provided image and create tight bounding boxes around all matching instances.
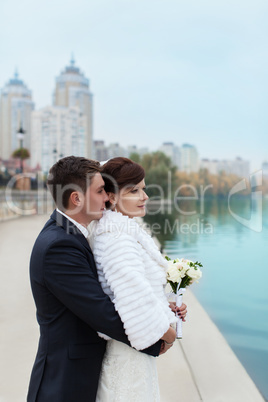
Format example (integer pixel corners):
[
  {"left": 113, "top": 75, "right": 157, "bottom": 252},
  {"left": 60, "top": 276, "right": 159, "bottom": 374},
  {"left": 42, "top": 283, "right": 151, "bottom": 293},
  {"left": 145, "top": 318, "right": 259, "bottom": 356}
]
[{"left": 157, "top": 290, "right": 264, "bottom": 401}]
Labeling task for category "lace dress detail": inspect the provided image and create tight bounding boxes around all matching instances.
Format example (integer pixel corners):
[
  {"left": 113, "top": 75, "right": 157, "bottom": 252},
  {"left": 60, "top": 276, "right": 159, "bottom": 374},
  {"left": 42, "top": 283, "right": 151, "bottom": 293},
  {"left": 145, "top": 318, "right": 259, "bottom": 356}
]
[{"left": 96, "top": 340, "right": 160, "bottom": 402}]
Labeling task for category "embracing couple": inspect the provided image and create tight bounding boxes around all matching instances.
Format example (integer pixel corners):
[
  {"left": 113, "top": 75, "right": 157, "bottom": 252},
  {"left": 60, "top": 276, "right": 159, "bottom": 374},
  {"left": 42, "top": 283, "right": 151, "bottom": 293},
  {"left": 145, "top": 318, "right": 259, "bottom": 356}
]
[{"left": 27, "top": 155, "right": 187, "bottom": 402}]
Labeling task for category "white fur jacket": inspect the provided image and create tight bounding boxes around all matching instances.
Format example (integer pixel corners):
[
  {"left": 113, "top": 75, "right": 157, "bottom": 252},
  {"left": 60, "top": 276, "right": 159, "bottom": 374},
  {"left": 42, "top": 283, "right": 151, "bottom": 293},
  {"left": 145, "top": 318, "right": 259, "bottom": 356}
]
[{"left": 88, "top": 210, "right": 177, "bottom": 350}]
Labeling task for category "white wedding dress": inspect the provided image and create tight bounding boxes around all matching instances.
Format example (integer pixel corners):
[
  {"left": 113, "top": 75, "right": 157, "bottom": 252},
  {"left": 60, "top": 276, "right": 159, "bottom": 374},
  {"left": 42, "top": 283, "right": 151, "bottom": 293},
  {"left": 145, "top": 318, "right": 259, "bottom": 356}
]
[
  {"left": 89, "top": 210, "right": 177, "bottom": 402},
  {"left": 96, "top": 340, "right": 160, "bottom": 402}
]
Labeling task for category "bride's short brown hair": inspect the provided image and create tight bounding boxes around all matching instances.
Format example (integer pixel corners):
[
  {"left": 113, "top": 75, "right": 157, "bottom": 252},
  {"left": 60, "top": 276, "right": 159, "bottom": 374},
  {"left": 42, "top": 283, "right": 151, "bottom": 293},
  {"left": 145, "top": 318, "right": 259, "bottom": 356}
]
[{"left": 101, "top": 157, "right": 145, "bottom": 208}]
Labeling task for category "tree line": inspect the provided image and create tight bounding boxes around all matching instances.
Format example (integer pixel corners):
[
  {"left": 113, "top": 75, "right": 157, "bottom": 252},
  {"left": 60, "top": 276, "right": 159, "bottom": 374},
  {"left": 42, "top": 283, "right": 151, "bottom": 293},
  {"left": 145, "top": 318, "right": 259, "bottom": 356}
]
[{"left": 130, "top": 151, "right": 267, "bottom": 198}]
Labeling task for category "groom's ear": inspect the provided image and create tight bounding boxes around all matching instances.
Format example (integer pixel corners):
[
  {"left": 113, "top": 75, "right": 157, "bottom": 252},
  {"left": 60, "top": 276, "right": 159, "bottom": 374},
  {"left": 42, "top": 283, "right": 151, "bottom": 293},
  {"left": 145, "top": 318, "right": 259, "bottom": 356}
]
[{"left": 69, "top": 191, "right": 83, "bottom": 207}]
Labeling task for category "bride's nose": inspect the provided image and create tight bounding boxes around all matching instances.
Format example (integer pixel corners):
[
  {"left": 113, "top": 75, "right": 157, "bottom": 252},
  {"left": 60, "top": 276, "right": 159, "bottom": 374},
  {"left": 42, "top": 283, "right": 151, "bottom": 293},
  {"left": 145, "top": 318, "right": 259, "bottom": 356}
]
[{"left": 141, "top": 190, "right": 148, "bottom": 201}]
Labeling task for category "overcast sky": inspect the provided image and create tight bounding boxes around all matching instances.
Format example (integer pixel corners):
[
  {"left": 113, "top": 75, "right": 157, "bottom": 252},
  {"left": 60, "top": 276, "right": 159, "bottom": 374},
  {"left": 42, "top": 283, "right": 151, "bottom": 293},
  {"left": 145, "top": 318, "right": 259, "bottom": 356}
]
[{"left": 1, "top": 0, "right": 267, "bottom": 171}]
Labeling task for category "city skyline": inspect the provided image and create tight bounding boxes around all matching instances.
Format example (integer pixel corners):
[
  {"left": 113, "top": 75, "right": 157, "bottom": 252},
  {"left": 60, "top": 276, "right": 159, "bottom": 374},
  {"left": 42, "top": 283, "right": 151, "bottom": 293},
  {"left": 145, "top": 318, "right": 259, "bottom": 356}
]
[
  {"left": 0, "top": 59, "right": 93, "bottom": 172},
  {"left": 1, "top": 0, "right": 267, "bottom": 172}
]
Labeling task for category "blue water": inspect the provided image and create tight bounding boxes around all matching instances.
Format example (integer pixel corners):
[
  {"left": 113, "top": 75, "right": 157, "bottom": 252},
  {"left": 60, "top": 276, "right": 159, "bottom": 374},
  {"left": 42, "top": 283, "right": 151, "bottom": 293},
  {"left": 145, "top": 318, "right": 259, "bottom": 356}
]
[{"left": 146, "top": 198, "right": 268, "bottom": 400}]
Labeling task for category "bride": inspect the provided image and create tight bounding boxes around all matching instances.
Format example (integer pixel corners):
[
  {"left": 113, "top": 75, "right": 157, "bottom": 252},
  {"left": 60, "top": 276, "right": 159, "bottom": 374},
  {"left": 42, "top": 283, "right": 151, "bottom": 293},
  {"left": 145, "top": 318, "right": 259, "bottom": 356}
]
[{"left": 88, "top": 157, "right": 186, "bottom": 401}]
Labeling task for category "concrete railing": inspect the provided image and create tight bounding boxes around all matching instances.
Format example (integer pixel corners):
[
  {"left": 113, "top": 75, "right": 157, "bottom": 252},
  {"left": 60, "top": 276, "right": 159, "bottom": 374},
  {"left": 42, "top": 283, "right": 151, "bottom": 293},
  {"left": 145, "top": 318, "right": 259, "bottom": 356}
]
[{"left": 0, "top": 189, "right": 54, "bottom": 221}]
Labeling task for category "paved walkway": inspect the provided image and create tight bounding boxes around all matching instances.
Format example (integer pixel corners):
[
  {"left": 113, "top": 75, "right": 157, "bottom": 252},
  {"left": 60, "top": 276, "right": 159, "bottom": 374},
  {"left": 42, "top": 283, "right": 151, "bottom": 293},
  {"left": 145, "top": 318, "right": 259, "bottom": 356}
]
[{"left": 0, "top": 215, "right": 265, "bottom": 401}]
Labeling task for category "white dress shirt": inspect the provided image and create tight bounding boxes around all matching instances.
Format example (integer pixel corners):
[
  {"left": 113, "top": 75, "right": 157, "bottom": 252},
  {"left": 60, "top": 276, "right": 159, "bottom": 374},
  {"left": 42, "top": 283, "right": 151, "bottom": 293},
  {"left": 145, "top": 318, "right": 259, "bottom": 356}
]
[{"left": 56, "top": 208, "right": 89, "bottom": 238}]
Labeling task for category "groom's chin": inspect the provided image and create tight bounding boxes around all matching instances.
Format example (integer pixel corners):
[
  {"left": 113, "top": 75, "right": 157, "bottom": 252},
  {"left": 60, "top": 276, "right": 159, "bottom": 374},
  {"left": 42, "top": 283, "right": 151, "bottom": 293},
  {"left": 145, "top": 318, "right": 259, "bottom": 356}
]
[{"left": 95, "top": 210, "right": 105, "bottom": 220}]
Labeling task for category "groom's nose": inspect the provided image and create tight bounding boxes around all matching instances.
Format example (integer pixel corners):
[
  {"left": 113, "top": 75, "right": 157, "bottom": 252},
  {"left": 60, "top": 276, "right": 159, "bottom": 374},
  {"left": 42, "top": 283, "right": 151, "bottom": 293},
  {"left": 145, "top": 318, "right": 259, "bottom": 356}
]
[{"left": 103, "top": 191, "right": 109, "bottom": 202}]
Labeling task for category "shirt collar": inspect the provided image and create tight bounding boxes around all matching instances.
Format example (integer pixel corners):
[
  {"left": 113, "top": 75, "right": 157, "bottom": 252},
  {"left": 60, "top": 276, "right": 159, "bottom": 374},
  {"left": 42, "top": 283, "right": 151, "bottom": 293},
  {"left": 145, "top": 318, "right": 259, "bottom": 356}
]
[{"left": 56, "top": 208, "right": 89, "bottom": 238}]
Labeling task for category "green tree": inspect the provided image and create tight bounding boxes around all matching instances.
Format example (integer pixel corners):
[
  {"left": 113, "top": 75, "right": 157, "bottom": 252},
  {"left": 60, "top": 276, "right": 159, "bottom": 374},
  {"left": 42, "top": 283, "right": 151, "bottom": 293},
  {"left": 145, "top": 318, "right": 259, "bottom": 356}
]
[
  {"left": 12, "top": 148, "right": 30, "bottom": 173},
  {"left": 12, "top": 148, "right": 30, "bottom": 160},
  {"left": 138, "top": 151, "right": 177, "bottom": 199},
  {"left": 129, "top": 152, "right": 141, "bottom": 163}
]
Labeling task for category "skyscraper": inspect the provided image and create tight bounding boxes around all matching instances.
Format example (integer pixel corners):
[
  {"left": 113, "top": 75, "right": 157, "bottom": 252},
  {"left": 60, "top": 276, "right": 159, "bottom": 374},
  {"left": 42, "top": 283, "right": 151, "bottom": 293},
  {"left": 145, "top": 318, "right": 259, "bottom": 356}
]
[
  {"left": 180, "top": 144, "right": 199, "bottom": 173},
  {"left": 0, "top": 71, "right": 34, "bottom": 161},
  {"left": 31, "top": 106, "right": 87, "bottom": 173},
  {"left": 159, "top": 142, "right": 181, "bottom": 169},
  {"left": 53, "top": 57, "right": 93, "bottom": 157}
]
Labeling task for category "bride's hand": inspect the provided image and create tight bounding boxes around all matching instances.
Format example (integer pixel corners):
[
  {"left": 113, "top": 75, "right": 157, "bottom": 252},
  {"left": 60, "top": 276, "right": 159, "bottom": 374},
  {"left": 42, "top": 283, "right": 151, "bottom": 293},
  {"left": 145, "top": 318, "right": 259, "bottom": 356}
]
[{"left": 169, "top": 302, "right": 187, "bottom": 322}]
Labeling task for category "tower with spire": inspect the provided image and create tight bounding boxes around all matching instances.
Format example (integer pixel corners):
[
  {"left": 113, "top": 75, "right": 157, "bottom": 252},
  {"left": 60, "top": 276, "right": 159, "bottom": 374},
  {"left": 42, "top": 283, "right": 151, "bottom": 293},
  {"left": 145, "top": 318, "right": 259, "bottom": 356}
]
[
  {"left": 53, "top": 56, "right": 93, "bottom": 158},
  {"left": 0, "top": 70, "right": 34, "bottom": 161}
]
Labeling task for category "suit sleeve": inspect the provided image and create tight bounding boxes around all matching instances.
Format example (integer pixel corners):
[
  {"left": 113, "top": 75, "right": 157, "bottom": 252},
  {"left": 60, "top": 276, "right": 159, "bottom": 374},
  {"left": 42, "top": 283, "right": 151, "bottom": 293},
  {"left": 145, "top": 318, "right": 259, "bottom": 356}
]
[{"left": 43, "top": 237, "right": 162, "bottom": 356}]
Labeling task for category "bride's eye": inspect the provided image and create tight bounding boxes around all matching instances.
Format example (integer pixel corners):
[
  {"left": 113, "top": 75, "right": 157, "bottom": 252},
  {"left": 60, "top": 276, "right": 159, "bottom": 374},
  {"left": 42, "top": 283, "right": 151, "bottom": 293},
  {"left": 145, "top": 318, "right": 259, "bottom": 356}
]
[{"left": 131, "top": 189, "right": 138, "bottom": 194}]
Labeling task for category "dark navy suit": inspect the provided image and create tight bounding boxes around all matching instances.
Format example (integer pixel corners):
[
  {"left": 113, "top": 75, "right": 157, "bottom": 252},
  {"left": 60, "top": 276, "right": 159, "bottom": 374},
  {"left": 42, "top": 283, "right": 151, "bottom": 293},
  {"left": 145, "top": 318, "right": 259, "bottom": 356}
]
[{"left": 27, "top": 210, "right": 161, "bottom": 402}]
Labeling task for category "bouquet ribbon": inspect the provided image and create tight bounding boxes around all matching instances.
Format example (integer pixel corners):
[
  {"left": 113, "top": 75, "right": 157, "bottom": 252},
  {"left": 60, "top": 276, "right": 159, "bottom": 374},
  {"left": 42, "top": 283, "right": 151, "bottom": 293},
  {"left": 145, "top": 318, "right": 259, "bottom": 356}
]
[{"left": 176, "top": 286, "right": 186, "bottom": 338}]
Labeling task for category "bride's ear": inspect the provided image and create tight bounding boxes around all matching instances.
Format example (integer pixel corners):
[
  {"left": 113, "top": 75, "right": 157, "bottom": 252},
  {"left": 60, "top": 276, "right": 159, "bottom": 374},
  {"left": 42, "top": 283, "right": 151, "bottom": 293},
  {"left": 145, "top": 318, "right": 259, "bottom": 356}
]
[{"left": 106, "top": 192, "right": 117, "bottom": 203}]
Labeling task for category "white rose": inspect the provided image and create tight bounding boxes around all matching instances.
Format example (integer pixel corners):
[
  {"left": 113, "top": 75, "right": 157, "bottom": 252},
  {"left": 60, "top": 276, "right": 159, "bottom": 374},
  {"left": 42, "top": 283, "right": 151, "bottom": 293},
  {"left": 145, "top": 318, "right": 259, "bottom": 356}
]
[
  {"left": 167, "top": 261, "right": 185, "bottom": 283},
  {"left": 186, "top": 266, "right": 202, "bottom": 281},
  {"left": 177, "top": 263, "right": 188, "bottom": 277}
]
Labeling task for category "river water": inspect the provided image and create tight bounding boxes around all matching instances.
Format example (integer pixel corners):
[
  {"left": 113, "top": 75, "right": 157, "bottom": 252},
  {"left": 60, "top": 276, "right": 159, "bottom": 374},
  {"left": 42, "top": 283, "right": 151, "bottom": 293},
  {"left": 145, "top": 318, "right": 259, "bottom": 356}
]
[{"left": 145, "top": 197, "right": 268, "bottom": 401}]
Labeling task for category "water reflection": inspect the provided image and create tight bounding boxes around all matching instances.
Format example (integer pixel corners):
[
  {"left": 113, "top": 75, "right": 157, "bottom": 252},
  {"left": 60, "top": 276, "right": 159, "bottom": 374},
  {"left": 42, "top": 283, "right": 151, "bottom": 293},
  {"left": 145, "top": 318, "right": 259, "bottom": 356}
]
[
  {"left": 145, "top": 198, "right": 266, "bottom": 248},
  {"left": 151, "top": 197, "right": 268, "bottom": 400}
]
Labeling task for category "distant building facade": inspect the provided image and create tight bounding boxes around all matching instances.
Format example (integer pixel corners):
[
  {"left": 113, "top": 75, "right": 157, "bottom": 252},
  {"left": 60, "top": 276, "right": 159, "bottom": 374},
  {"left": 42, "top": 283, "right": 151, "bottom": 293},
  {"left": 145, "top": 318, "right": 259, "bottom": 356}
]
[
  {"left": 200, "top": 159, "right": 219, "bottom": 175},
  {"left": 127, "top": 145, "right": 149, "bottom": 157},
  {"left": 107, "top": 143, "right": 127, "bottom": 159},
  {"left": 180, "top": 144, "right": 199, "bottom": 173},
  {"left": 53, "top": 57, "right": 93, "bottom": 158},
  {"left": 0, "top": 71, "right": 34, "bottom": 162},
  {"left": 200, "top": 157, "right": 250, "bottom": 178},
  {"left": 261, "top": 161, "right": 268, "bottom": 177},
  {"left": 31, "top": 106, "right": 87, "bottom": 173},
  {"left": 159, "top": 142, "right": 180, "bottom": 169},
  {"left": 93, "top": 141, "right": 149, "bottom": 162},
  {"left": 93, "top": 140, "right": 109, "bottom": 163}
]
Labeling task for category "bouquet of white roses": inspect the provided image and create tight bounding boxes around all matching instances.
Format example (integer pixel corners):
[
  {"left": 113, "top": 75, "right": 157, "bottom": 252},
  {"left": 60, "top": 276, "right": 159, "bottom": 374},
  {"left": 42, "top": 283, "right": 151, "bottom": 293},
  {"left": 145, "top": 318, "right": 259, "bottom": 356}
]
[{"left": 166, "top": 256, "right": 203, "bottom": 338}]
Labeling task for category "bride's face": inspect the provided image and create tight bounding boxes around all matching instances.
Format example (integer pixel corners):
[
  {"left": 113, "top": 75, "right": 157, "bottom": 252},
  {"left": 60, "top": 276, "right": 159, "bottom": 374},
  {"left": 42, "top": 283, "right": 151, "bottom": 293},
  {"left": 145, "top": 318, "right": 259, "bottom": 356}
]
[{"left": 114, "top": 179, "right": 149, "bottom": 218}]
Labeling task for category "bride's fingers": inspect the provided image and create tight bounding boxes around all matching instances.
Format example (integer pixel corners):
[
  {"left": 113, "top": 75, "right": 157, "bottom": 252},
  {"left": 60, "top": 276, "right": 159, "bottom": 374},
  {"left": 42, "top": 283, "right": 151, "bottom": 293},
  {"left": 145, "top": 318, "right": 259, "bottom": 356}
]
[
  {"left": 176, "top": 305, "right": 187, "bottom": 313},
  {"left": 175, "top": 304, "right": 187, "bottom": 319},
  {"left": 169, "top": 302, "right": 176, "bottom": 312}
]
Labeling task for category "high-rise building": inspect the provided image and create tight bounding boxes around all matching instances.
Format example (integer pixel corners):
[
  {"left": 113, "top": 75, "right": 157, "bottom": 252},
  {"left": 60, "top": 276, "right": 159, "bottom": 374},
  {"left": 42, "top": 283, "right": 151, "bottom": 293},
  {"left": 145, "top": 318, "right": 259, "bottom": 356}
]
[
  {"left": 93, "top": 140, "right": 109, "bottom": 162},
  {"left": 180, "top": 144, "right": 199, "bottom": 173},
  {"left": 200, "top": 157, "right": 250, "bottom": 178},
  {"left": 200, "top": 159, "right": 219, "bottom": 175},
  {"left": 127, "top": 145, "right": 149, "bottom": 158},
  {"left": 53, "top": 57, "right": 93, "bottom": 157},
  {"left": 107, "top": 143, "right": 127, "bottom": 159},
  {"left": 0, "top": 71, "right": 34, "bottom": 161},
  {"left": 262, "top": 161, "right": 268, "bottom": 177},
  {"left": 31, "top": 106, "right": 87, "bottom": 173},
  {"left": 230, "top": 157, "right": 250, "bottom": 178},
  {"left": 159, "top": 142, "right": 180, "bottom": 168}
]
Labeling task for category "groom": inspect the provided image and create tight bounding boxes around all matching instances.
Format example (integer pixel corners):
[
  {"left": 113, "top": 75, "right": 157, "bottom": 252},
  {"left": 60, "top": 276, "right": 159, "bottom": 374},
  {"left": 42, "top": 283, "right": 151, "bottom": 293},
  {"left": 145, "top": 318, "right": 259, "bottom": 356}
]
[{"left": 27, "top": 156, "right": 171, "bottom": 402}]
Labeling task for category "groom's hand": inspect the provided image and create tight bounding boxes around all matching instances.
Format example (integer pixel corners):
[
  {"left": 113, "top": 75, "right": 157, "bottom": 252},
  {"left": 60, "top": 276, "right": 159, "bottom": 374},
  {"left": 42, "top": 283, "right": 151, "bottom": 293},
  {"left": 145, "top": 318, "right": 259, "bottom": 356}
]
[
  {"left": 159, "top": 326, "right": 176, "bottom": 355},
  {"left": 159, "top": 340, "right": 174, "bottom": 355}
]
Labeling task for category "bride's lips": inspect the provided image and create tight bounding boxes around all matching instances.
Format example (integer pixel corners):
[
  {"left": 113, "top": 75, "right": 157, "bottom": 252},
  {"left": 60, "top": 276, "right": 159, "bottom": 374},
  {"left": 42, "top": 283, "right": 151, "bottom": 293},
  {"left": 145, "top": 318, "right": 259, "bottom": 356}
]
[{"left": 138, "top": 205, "right": 145, "bottom": 208}]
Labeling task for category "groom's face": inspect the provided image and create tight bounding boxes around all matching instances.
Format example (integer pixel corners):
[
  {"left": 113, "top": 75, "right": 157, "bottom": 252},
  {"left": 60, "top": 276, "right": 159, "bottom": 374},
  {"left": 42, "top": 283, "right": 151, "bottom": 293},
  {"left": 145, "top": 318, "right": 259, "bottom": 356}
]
[{"left": 83, "top": 172, "right": 109, "bottom": 223}]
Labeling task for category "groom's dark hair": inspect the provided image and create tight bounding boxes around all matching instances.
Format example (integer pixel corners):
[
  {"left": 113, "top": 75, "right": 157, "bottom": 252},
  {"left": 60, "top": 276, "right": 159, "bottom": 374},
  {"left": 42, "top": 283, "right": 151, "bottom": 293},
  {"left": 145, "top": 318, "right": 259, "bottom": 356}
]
[{"left": 47, "top": 155, "right": 101, "bottom": 210}]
